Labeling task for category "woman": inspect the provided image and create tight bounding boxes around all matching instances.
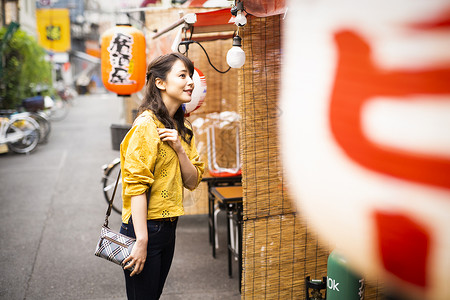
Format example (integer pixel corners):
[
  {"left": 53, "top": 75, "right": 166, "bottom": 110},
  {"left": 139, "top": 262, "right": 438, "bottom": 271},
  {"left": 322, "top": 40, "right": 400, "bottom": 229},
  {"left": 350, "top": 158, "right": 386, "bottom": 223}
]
[{"left": 119, "top": 53, "right": 204, "bottom": 300}]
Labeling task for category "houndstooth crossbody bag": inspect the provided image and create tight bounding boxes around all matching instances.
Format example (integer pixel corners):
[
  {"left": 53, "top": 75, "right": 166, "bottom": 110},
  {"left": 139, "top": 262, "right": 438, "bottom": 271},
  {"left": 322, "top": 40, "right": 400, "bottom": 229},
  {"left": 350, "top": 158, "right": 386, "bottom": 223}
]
[{"left": 94, "top": 169, "right": 136, "bottom": 271}]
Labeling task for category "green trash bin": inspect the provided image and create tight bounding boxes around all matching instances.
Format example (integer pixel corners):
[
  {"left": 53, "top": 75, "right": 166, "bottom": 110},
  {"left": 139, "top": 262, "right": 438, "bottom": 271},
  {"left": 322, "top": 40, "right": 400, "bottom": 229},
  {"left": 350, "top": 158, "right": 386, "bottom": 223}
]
[{"left": 327, "top": 250, "right": 365, "bottom": 300}]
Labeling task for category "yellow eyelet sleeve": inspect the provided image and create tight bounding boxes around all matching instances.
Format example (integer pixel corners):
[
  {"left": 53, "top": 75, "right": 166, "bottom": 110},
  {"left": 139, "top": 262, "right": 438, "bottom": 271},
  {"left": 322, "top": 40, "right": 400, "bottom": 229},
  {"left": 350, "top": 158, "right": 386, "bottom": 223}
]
[{"left": 121, "top": 120, "right": 159, "bottom": 197}]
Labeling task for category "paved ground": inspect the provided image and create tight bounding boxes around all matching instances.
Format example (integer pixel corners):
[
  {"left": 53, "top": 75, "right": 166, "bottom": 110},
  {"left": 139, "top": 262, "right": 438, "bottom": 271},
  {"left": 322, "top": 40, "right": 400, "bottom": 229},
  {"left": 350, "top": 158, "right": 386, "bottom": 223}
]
[{"left": 0, "top": 93, "right": 240, "bottom": 300}]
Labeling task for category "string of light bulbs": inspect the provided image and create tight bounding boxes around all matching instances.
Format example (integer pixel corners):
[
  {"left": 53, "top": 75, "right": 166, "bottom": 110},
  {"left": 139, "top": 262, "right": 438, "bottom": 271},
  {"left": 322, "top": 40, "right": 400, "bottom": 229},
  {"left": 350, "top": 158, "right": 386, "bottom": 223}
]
[
  {"left": 177, "top": 0, "right": 248, "bottom": 73},
  {"left": 227, "top": 0, "right": 247, "bottom": 69}
]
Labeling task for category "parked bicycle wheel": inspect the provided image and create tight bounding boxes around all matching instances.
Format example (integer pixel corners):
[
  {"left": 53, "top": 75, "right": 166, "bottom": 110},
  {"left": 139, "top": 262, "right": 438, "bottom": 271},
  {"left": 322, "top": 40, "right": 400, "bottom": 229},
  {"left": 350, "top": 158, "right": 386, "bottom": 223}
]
[
  {"left": 31, "top": 112, "right": 51, "bottom": 143},
  {"left": 6, "top": 116, "right": 40, "bottom": 154},
  {"left": 17, "top": 111, "right": 51, "bottom": 143},
  {"left": 48, "top": 97, "right": 69, "bottom": 121},
  {"left": 102, "top": 158, "right": 122, "bottom": 214}
]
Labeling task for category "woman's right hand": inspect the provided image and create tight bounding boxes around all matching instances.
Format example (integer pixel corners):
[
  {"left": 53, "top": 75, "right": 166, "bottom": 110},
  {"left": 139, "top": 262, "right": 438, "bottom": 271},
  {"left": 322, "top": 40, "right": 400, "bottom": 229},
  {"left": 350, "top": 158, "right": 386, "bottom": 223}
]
[{"left": 123, "top": 239, "right": 148, "bottom": 277}]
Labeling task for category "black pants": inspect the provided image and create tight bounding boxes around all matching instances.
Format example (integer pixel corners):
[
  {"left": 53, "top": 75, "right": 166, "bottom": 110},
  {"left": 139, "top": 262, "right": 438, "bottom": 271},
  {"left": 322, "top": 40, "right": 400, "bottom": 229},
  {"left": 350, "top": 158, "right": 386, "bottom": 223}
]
[{"left": 120, "top": 217, "right": 178, "bottom": 300}]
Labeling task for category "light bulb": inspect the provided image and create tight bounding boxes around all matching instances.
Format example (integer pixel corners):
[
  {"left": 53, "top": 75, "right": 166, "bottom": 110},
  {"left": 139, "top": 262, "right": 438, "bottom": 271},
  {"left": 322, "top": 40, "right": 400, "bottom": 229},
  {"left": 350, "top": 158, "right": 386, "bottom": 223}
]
[
  {"left": 226, "top": 36, "right": 246, "bottom": 68},
  {"left": 234, "top": 11, "right": 247, "bottom": 26}
]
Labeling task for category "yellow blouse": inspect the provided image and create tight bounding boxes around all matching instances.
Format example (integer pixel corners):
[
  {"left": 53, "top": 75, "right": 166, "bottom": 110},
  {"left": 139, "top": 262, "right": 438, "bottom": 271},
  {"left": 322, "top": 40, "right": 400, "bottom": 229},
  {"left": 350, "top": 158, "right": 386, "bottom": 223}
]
[{"left": 120, "top": 110, "right": 204, "bottom": 223}]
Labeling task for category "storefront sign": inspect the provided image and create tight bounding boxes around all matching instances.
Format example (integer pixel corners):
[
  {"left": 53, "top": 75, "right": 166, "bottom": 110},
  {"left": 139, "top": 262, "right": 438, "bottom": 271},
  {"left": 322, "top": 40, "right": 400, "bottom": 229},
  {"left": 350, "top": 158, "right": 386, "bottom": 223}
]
[{"left": 36, "top": 9, "right": 71, "bottom": 52}]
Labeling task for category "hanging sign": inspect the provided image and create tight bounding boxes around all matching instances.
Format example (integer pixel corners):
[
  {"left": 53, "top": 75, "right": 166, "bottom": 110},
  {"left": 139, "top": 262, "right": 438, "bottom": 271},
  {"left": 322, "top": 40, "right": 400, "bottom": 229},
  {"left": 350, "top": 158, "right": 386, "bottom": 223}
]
[
  {"left": 36, "top": 9, "right": 71, "bottom": 52},
  {"left": 101, "top": 25, "right": 146, "bottom": 96},
  {"left": 281, "top": 1, "right": 450, "bottom": 299}
]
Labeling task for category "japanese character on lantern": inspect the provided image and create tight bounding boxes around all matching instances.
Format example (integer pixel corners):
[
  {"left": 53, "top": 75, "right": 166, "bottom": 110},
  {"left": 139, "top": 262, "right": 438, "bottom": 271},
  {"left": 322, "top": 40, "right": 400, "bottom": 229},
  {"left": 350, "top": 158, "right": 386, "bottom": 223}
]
[{"left": 101, "top": 25, "right": 146, "bottom": 96}]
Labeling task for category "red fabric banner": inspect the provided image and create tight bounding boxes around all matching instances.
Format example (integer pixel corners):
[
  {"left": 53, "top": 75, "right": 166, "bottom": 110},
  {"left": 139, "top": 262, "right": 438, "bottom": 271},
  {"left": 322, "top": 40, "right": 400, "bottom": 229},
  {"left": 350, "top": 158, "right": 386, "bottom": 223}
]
[
  {"left": 243, "top": 0, "right": 286, "bottom": 17},
  {"left": 195, "top": 8, "right": 233, "bottom": 26},
  {"left": 188, "top": 0, "right": 286, "bottom": 17}
]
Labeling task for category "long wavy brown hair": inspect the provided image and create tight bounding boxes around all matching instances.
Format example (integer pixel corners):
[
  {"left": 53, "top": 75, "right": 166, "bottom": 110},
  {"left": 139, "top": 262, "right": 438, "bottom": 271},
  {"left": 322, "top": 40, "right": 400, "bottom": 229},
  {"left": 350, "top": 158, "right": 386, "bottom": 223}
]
[{"left": 138, "top": 52, "right": 194, "bottom": 144}]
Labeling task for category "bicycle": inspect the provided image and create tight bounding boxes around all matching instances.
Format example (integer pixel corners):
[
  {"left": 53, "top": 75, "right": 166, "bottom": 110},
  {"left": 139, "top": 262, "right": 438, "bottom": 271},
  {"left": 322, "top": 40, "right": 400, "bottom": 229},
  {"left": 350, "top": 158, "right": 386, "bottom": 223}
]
[
  {"left": 101, "top": 157, "right": 122, "bottom": 214},
  {"left": 0, "top": 110, "right": 40, "bottom": 154},
  {"left": 26, "top": 110, "right": 51, "bottom": 143},
  {"left": 29, "top": 86, "right": 71, "bottom": 122},
  {"left": 19, "top": 96, "right": 52, "bottom": 143},
  {"left": 46, "top": 95, "right": 69, "bottom": 121},
  {"left": 101, "top": 123, "right": 131, "bottom": 214}
]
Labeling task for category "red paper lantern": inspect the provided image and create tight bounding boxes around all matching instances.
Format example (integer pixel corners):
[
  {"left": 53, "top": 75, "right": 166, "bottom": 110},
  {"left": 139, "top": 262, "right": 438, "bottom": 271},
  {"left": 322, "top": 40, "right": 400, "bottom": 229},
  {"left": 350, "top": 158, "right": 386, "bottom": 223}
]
[
  {"left": 184, "top": 67, "right": 206, "bottom": 114},
  {"left": 281, "top": 2, "right": 450, "bottom": 299},
  {"left": 101, "top": 24, "right": 146, "bottom": 96}
]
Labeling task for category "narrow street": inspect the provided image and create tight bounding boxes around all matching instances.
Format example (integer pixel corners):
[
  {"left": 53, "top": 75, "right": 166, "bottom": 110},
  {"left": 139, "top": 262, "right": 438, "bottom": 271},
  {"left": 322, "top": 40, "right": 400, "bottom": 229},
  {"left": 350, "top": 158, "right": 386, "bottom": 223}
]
[{"left": 0, "top": 93, "right": 240, "bottom": 300}]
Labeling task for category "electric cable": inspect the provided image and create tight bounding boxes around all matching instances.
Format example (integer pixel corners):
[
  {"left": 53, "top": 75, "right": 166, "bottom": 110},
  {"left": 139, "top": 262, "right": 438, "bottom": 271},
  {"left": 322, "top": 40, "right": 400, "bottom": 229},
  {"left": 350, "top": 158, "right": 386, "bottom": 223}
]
[{"left": 178, "top": 40, "right": 231, "bottom": 74}]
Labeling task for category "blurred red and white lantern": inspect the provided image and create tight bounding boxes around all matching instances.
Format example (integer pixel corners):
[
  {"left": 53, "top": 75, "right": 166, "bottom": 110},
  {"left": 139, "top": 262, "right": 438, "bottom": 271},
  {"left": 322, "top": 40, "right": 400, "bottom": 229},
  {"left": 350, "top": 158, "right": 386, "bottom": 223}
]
[
  {"left": 101, "top": 24, "right": 146, "bottom": 96},
  {"left": 281, "top": 1, "right": 450, "bottom": 299},
  {"left": 184, "top": 67, "right": 206, "bottom": 115}
]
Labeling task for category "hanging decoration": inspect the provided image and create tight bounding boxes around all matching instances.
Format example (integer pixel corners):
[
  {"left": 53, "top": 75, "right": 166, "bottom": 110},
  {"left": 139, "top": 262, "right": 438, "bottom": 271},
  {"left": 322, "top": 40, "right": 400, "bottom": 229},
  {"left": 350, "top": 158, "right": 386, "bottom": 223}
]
[
  {"left": 171, "top": 3, "right": 247, "bottom": 72},
  {"left": 281, "top": 1, "right": 450, "bottom": 299},
  {"left": 227, "top": 1, "right": 247, "bottom": 68},
  {"left": 184, "top": 67, "right": 207, "bottom": 115},
  {"left": 101, "top": 24, "right": 146, "bottom": 96}
]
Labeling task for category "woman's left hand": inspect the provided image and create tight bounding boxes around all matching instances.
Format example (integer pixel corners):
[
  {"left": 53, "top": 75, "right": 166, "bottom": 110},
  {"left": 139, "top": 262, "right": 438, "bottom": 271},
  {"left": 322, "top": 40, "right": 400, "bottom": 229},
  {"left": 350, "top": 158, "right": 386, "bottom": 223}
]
[
  {"left": 157, "top": 128, "right": 184, "bottom": 153},
  {"left": 158, "top": 128, "right": 198, "bottom": 190}
]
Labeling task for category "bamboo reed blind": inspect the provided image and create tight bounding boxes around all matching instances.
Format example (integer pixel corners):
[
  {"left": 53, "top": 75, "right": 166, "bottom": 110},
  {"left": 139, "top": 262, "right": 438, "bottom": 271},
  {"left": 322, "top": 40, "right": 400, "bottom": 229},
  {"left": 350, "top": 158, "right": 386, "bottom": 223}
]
[{"left": 239, "top": 14, "right": 381, "bottom": 299}]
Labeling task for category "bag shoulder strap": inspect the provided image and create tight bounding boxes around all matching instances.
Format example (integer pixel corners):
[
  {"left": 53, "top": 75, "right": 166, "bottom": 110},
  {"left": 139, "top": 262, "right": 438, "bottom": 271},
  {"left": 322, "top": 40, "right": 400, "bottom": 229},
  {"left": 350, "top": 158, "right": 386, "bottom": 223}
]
[
  {"left": 103, "top": 168, "right": 152, "bottom": 228},
  {"left": 104, "top": 169, "right": 121, "bottom": 227}
]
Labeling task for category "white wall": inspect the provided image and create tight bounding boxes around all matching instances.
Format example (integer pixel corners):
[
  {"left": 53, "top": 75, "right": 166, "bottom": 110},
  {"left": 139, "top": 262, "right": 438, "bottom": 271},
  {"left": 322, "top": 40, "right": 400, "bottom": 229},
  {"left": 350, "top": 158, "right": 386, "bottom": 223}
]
[{"left": 19, "top": 0, "right": 37, "bottom": 38}]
